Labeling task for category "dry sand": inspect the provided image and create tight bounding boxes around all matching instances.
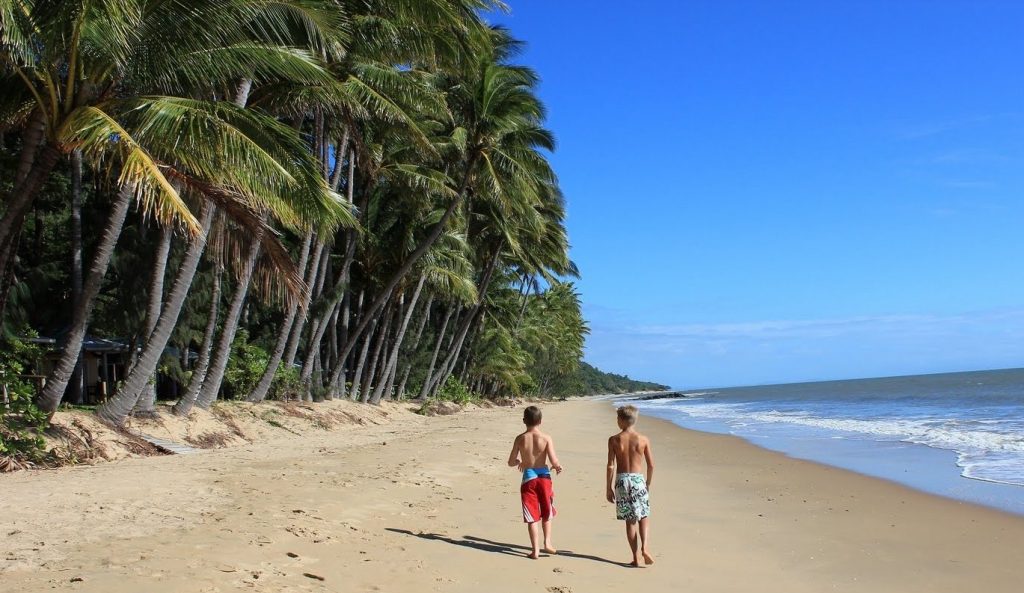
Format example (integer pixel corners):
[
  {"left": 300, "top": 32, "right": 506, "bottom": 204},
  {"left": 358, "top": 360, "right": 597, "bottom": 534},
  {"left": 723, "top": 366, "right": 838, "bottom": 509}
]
[{"left": 2, "top": 399, "right": 1023, "bottom": 592}]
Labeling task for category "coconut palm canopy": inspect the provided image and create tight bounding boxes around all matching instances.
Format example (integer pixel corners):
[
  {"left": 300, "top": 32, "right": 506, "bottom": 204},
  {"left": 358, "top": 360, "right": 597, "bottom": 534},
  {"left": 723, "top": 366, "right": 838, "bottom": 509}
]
[{"left": 0, "top": 0, "right": 603, "bottom": 430}]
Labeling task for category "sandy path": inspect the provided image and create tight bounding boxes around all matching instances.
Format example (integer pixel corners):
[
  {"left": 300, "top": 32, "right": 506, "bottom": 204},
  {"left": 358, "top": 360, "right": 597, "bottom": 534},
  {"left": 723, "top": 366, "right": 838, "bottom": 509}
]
[{"left": 2, "top": 399, "right": 1023, "bottom": 592}]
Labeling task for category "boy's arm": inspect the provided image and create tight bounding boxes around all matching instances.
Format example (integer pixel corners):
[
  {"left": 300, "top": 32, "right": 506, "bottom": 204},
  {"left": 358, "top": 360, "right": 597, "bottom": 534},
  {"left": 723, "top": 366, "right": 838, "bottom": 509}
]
[
  {"left": 546, "top": 437, "right": 563, "bottom": 474},
  {"left": 606, "top": 437, "right": 616, "bottom": 503},
  {"left": 507, "top": 435, "right": 522, "bottom": 468},
  {"left": 643, "top": 438, "right": 655, "bottom": 489}
]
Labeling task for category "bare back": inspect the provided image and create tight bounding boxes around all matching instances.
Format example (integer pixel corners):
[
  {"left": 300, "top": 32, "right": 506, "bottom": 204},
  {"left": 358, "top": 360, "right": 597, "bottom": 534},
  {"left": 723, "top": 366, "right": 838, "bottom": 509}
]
[
  {"left": 516, "top": 430, "right": 552, "bottom": 469},
  {"left": 608, "top": 430, "right": 650, "bottom": 474}
]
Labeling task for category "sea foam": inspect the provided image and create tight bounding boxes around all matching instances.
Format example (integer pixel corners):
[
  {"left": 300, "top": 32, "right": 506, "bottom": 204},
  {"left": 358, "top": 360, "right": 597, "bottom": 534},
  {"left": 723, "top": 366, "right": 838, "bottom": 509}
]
[{"left": 640, "top": 392, "right": 1024, "bottom": 487}]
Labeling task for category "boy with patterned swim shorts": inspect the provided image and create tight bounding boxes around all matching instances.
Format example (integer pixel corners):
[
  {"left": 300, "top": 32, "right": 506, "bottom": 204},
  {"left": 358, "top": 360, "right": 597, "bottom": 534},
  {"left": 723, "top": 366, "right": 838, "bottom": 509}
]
[
  {"left": 606, "top": 404, "right": 655, "bottom": 566},
  {"left": 508, "top": 405, "right": 563, "bottom": 559}
]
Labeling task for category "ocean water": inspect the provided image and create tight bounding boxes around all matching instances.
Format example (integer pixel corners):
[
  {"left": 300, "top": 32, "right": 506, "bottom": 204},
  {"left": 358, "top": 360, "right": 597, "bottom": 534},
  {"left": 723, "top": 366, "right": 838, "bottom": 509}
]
[{"left": 625, "top": 368, "right": 1024, "bottom": 515}]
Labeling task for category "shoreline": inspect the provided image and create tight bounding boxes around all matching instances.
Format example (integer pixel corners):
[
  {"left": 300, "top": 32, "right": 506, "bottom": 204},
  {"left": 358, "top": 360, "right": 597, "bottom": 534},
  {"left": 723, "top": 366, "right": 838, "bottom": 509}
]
[
  {"left": 3, "top": 399, "right": 1023, "bottom": 592},
  {"left": 634, "top": 402, "right": 1024, "bottom": 517}
]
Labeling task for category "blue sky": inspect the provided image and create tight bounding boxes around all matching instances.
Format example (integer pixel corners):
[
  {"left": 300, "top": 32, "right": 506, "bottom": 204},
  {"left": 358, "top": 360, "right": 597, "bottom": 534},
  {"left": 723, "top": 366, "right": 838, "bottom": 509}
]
[{"left": 488, "top": 1, "right": 1024, "bottom": 388}]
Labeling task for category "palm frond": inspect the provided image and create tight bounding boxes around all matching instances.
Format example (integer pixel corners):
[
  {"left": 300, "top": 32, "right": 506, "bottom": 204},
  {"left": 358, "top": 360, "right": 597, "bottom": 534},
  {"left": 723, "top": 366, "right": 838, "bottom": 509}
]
[{"left": 59, "top": 104, "right": 201, "bottom": 234}]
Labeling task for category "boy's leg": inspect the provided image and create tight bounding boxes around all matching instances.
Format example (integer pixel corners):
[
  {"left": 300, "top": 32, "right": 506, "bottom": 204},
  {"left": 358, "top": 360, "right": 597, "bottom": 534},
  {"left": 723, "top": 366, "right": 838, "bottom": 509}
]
[
  {"left": 527, "top": 521, "right": 541, "bottom": 559},
  {"left": 541, "top": 519, "right": 556, "bottom": 553},
  {"left": 639, "top": 517, "right": 654, "bottom": 565},
  {"left": 539, "top": 478, "right": 556, "bottom": 553},
  {"left": 625, "top": 520, "right": 640, "bottom": 566}
]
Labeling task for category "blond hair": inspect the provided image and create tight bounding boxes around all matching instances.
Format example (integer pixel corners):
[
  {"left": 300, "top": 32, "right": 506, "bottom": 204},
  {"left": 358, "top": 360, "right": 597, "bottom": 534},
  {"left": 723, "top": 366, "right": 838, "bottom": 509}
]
[{"left": 617, "top": 405, "right": 638, "bottom": 426}]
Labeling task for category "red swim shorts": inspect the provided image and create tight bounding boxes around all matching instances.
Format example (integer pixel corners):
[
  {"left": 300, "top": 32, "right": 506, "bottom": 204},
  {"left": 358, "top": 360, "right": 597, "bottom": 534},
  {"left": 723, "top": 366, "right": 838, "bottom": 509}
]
[{"left": 521, "top": 476, "right": 555, "bottom": 523}]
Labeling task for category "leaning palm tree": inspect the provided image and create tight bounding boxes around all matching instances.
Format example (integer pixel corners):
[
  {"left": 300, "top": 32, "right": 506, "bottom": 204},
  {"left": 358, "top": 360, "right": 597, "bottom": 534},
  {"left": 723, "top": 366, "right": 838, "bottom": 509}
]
[
  {"left": 333, "top": 28, "right": 554, "bottom": 378},
  {"left": 3, "top": 0, "right": 351, "bottom": 413},
  {"left": 257, "top": 0, "right": 488, "bottom": 393},
  {"left": 88, "top": 98, "right": 355, "bottom": 424},
  {"left": 366, "top": 231, "right": 477, "bottom": 403},
  {"left": 0, "top": 0, "right": 347, "bottom": 319}
]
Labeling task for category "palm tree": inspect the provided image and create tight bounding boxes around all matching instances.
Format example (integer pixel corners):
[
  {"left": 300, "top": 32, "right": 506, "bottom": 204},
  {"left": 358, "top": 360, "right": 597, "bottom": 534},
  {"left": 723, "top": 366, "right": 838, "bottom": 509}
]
[
  {"left": 130, "top": 223, "right": 173, "bottom": 415},
  {"left": 52, "top": 91, "right": 353, "bottom": 419},
  {"left": 367, "top": 230, "right": 477, "bottom": 403},
  {"left": 333, "top": 29, "right": 554, "bottom": 382},
  {"left": 2, "top": 0, "right": 592, "bottom": 423},
  {"left": 193, "top": 233, "right": 262, "bottom": 409},
  {"left": 0, "top": 0, "right": 347, "bottom": 315},
  {"left": 173, "top": 259, "right": 223, "bottom": 416},
  {"left": 4, "top": 0, "right": 352, "bottom": 413},
  {"left": 245, "top": 231, "right": 313, "bottom": 403}
]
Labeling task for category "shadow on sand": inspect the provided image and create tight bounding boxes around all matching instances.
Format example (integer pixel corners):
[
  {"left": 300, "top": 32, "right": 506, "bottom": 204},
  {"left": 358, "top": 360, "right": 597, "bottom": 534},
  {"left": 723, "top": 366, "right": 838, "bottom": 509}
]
[{"left": 386, "top": 529, "right": 630, "bottom": 567}]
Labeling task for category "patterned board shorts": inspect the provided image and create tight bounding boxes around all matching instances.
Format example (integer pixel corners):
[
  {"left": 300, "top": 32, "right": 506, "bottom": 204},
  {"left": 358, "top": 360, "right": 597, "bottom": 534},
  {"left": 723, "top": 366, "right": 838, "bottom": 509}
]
[{"left": 614, "top": 473, "right": 650, "bottom": 521}]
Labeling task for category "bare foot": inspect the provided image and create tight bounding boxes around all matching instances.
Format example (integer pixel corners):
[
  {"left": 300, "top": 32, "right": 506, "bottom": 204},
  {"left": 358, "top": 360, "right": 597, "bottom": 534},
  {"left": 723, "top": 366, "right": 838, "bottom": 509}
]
[
  {"left": 642, "top": 551, "right": 654, "bottom": 565},
  {"left": 542, "top": 547, "right": 558, "bottom": 555},
  {"left": 528, "top": 551, "right": 540, "bottom": 560},
  {"left": 628, "top": 560, "right": 640, "bottom": 567}
]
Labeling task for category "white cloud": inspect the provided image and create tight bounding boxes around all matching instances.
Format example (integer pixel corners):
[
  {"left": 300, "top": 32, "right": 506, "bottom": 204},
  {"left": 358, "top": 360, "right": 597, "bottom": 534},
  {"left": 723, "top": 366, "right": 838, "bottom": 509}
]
[
  {"left": 620, "top": 311, "right": 1024, "bottom": 340},
  {"left": 584, "top": 308, "right": 1024, "bottom": 385}
]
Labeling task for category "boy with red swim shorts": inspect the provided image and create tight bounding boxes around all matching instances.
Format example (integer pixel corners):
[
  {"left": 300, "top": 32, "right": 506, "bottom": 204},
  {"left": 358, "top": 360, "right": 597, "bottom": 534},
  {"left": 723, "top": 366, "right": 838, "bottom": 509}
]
[{"left": 507, "top": 405, "right": 563, "bottom": 559}]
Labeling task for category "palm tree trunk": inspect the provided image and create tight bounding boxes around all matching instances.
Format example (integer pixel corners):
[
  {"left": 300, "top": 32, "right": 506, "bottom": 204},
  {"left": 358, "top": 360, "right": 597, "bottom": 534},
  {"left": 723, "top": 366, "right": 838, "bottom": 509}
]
[
  {"left": 431, "top": 308, "right": 482, "bottom": 399},
  {"left": 299, "top": 157, "right": 356, "bottom": 384},
  {"left": 0, "top": 129, "right": 61, "bottom": 322},
  {"left": 195, "top": 237, "right": 262, "bottom": 409},
  {"left": 96, "top": 204, "right": 216, "bottom": 424},
  {"left": 314, "top": 111, "right": 326, "bottom": 179},
  {"left": 320, "top": 302, "right": 341, "bottom": 400},
  {"left": 370, "top": 276, "right": 425, "bottom": 404},
  {"left": 302, "top": 237, "right": 357, "bottom": 383},
  {"left": 283, "top": 239, "right": 324, "bottom": 367},
  {"left": 247, "top": 232, "right": 313, "bottom": 403},
  {"left": 418, "top": 304, "right": 456, "bottom": 400},
  {"left": 173, "top": 264, "right": 221, "bottom": 416},
  {"left": 514, "top": 274, "right": 531, "bottom": 331},
  {"left": 335, "top": 289, "right": 353, "bottom": 399},
  {"left": 457, "top": 352, "right": 472, "bottom": 384},
  {"left": 458, "top": 314, "right": 488, "bottom": 387},
  {"left": 396, "top": 365, "right": 415, "bottom": 402},
  {"left": 348, "top": 318, "right": 378, "bottom": 402},
  {"left": 360, "top": 303, "right": 394, "bottom": 403},
  {"left": 382, "top": 354, "right": 400, "bottom": 401},
  {"left": 394, "top": 294, "right": 433, "bottom": 400},
  {"left": 329, "top": 129, "right": 349, "bottom": 191},
  {"left": 37, "top": 185, "right": 134, "bottom": 413},
  {"left": 299, "top": 317, "right": 323, "bottom": 380},
  {"left": 234, "top": 79, "right": 253, "bottom": 107},
  {"left": 68, "top": 150, "right": 85, "bottom": 405},
  {"left": 301, "top": 147, "right": 357, "bottom": 384},
  {"left": 131, "top": 223, "right": 174, "bottom": 414},
  {"left": 0, "top": 110, "right": 49, "bottom": 250},
  {"left": 142, "top": 226, "right": 173, "bottom": 343},
  {"left": 327, "top": 302, "right": 340, "bottom": 372}
]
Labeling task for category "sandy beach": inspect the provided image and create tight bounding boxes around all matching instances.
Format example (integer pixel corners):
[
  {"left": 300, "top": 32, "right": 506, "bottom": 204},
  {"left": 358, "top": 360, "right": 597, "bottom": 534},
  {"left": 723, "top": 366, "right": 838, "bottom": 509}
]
[{"left": 3, "top": 398, "right": 1023, "bottom": 593}]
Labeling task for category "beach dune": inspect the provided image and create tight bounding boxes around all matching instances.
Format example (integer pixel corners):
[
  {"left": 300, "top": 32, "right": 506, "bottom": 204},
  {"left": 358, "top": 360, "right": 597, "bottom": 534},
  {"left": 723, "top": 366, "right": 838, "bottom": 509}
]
[{"left": 2, "top": 399, "right": 1023, "bottom": 592}]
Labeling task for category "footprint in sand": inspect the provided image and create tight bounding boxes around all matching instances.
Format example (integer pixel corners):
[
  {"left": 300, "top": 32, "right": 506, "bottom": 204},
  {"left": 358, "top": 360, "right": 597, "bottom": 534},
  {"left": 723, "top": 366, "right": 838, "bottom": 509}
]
[
  {"left": 284, "top": 552, "right": 321, "bottom": 567},
  {"left": 546, "top": 587, "right": 572, "bottom": 593}
]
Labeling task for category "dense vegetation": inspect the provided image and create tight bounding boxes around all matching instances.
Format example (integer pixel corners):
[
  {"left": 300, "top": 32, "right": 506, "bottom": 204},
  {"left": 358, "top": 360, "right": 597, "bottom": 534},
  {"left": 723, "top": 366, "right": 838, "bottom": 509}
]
[
  {"left": 0, "top": 1, "right": 661, "bottom": 466},
  {"left": 574, "top": 362, "right": 670, "bottom": 395}
]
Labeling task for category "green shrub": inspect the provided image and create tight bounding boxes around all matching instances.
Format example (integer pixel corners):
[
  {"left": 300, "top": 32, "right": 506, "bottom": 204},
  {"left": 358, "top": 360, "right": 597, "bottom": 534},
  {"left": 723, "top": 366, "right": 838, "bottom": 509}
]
[
  {"left": 0, "top": 334, "right": 48, "bottom": 466},
  {"left": 436, "top": 376, "right": 476, "bottom": 405},
  {"left": 222, "top": 330, "right": 269, "bottom": 400},
  {"left": 271, "top": 365, "right": 303, "bottom": 401}
]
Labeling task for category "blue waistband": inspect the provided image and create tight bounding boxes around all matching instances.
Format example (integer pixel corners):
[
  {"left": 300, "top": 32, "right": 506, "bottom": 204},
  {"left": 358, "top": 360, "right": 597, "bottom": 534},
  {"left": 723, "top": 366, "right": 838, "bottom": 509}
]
[{"left": 522, "top": 467, "right": 551, "bottom": 483}]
